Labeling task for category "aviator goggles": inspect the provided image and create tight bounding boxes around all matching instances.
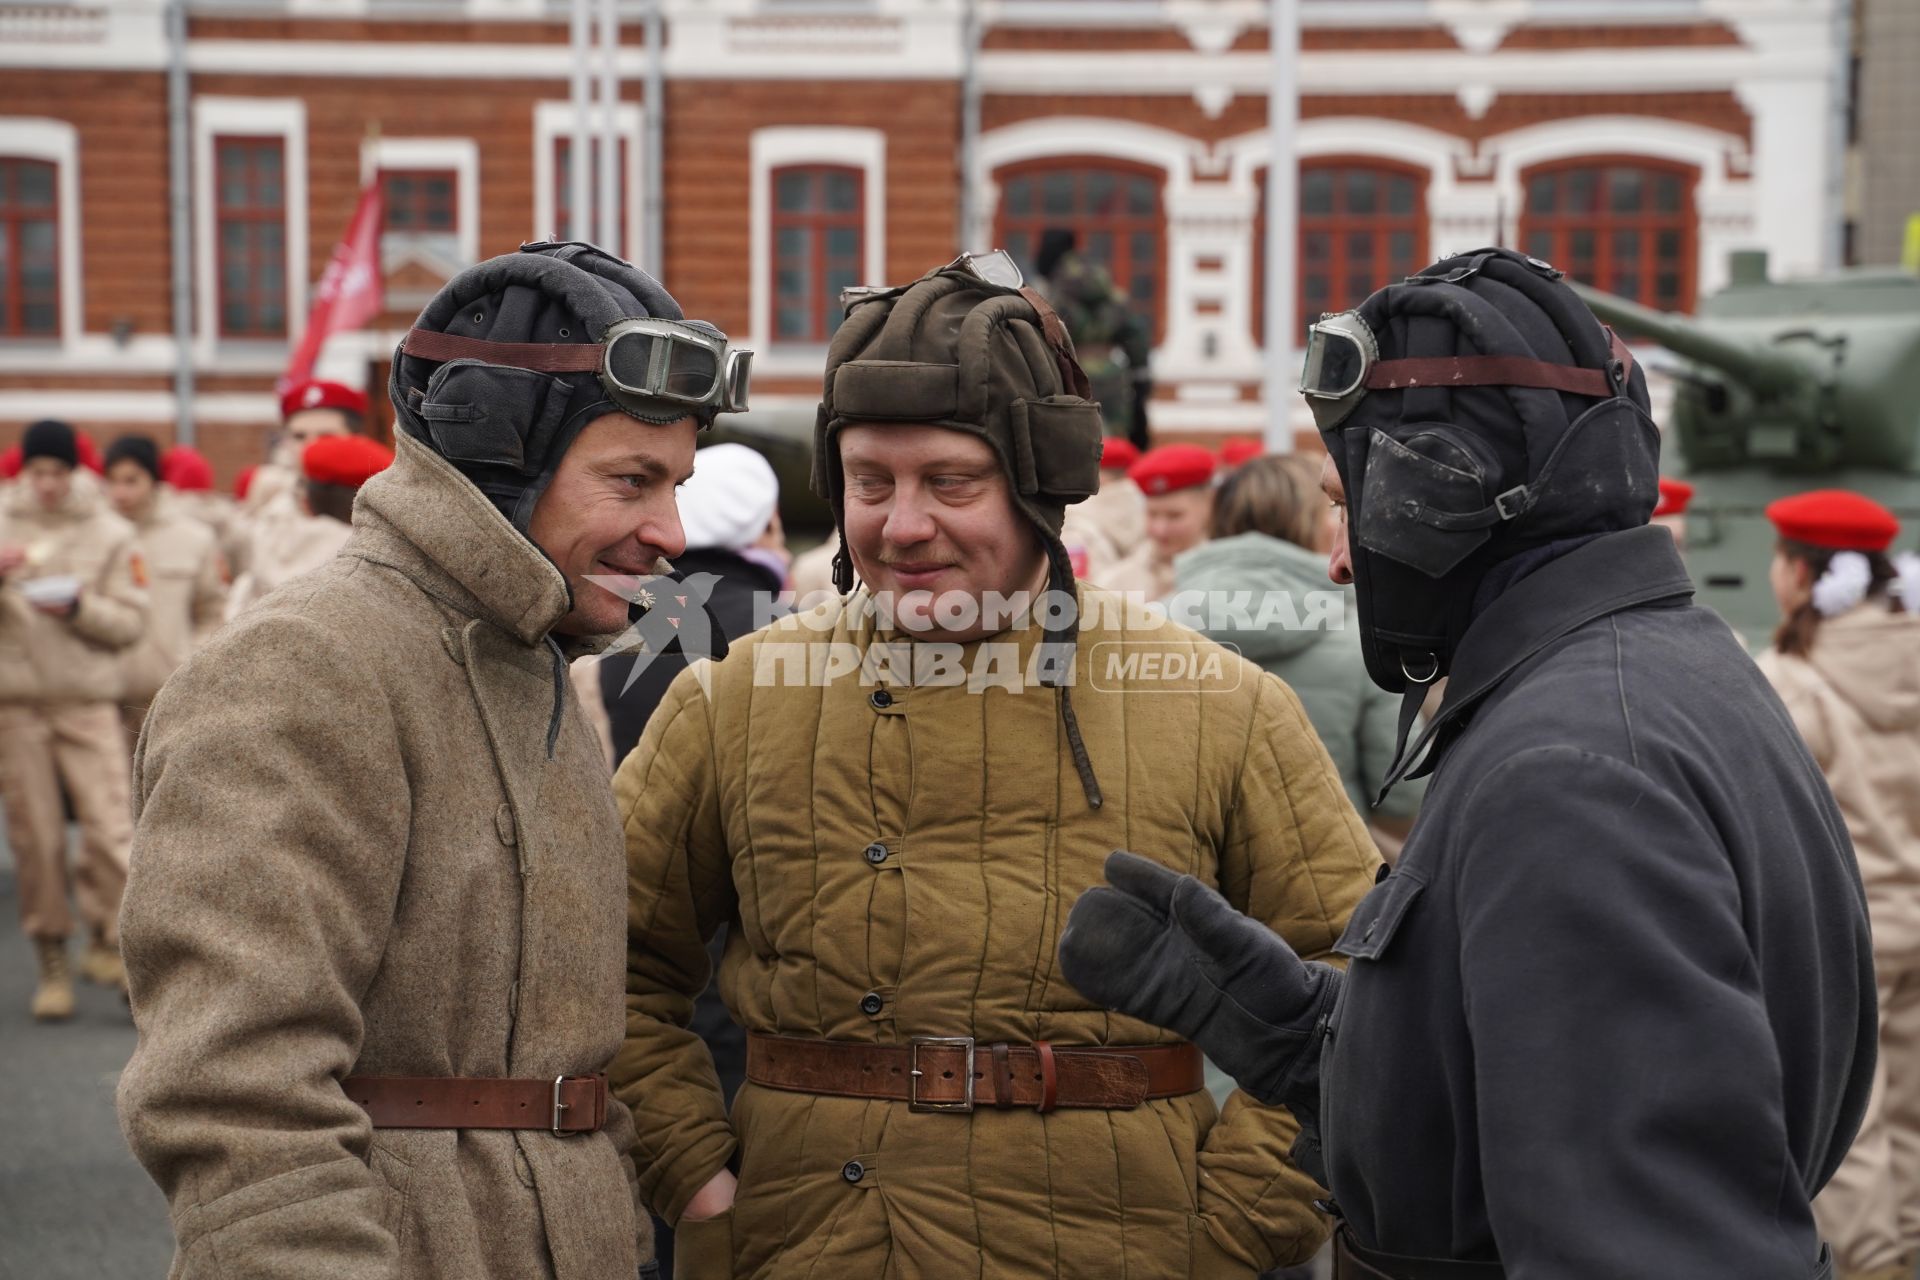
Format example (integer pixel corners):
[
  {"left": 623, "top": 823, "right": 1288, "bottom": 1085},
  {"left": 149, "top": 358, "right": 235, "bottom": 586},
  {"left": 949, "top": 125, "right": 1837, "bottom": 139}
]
[
  {"left": 1299, "top": 309, "right": 1636, "bottom": 431},
  {"left": 402, "top": 316, "right": 753, "bottom": 425}
]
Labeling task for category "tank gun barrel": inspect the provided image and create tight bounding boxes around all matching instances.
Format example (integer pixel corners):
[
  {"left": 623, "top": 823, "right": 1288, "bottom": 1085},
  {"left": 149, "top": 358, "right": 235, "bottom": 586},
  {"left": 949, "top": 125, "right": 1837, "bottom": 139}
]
[{"left": 1570, "top": 282, "right": 1802, "bottom": 396}]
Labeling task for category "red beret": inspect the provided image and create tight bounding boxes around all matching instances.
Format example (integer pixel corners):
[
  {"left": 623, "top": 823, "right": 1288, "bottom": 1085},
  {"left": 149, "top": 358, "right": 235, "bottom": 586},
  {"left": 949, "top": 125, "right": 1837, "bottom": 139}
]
[
  {"left": 1100, "top": 438, "right": 1141, "bottom": 472},
  {"left": 73, "top": 431, "right": 102, "bottom": 475},
  {"left": 233, "top": 464, "right": 257, "bottom": 501},
  {"left": 1219, "top": 437, "right": 1264, "bottom": 468},
  {"left": 281, "top": 379, "right": 368, "bottom": 423},
  {"left": 1653, "top": 477, "right": 1694, "bottom": 519},
  {"left": 162, "top": 446, "right": 215, "bottom": 492},
  {"left": 0, "top": 445, "right": 19, "bottom": 479},
  {"left": 302, "top": 436, "right": 394, "bottom": 489},
  {"left": 1766, "top": 489, "right": 1899, "bottom": 553},
  {"left": 1128, "top": 443, "right": 1217, "bottom": 497}
]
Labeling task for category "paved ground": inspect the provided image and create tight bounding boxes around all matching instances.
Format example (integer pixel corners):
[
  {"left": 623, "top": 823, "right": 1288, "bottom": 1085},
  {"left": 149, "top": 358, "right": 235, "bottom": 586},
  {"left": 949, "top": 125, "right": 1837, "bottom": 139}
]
[{"left": 0, "top": 846, "right": 173, "bottom": 1280}]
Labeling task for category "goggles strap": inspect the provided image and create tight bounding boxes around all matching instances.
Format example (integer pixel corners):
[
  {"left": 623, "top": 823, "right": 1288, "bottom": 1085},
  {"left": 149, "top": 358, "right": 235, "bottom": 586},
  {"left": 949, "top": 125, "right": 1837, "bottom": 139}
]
[
  {"left": 1018, "top": 287, "right": 1094, "bottom": 401},
  {"left": 1367, "top": 351, "right": 1626, "bottom": 398},
  {"left": 403, "top": 328, "right": 604, "bottom": 375}
]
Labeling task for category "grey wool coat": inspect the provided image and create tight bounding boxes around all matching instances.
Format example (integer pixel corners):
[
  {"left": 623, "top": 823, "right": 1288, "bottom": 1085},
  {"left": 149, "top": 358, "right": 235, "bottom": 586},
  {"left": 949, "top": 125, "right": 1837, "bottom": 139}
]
[{"left": 117, "top": 433, "right": 653, "bottom": 1280}]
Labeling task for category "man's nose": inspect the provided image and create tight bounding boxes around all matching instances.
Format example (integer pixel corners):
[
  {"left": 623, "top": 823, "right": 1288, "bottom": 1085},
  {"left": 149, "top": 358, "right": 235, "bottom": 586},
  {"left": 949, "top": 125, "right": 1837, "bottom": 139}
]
[
  {"left": 882, "top": 490, "right": 937, "bottom": 546},
  {"left": 1327, "top": 536, "right": 1354, "bottom": 586},
  {"left": 645, "top": 500, "right": 688, "bottom": 562}
]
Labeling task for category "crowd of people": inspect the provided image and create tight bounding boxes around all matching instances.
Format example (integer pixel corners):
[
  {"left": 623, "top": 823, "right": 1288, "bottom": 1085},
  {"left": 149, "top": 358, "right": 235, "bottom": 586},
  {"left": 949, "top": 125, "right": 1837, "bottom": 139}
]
[
  {"left": 2, "top": 237, "right": 1915, "bottom": 1280},
  {"left": 2, "top": 385, "right": 394, "bottom": 1020}
]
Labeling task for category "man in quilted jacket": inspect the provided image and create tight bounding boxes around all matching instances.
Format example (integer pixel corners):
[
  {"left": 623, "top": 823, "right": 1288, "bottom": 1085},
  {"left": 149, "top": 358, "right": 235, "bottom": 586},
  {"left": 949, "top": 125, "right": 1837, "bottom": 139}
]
[{"left": 612, "top": 256, "right": 1379, "bottom": 1279}]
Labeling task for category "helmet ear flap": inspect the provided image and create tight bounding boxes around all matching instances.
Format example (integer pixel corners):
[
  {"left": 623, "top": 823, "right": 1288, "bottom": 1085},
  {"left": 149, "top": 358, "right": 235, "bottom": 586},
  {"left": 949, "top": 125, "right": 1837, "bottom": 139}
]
[{"left": 1355, "top": 426, "right": 1499, "bottom": 578}]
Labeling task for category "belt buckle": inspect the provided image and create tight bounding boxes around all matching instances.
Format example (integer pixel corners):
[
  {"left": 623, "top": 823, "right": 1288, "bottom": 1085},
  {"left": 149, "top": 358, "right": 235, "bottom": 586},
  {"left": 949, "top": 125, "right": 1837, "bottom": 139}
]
[
  {"left": 907, "top": 1037, "right": 975, "bottom": 1114},
  {"left": 551, "top": 1075, "right": 589, "bottom": 1137}
]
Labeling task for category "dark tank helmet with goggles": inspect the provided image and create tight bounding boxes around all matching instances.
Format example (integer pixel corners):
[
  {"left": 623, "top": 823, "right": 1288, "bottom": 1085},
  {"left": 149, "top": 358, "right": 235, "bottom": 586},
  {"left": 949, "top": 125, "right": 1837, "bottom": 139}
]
[
  {"left": 1307, "top": 246, "right": 1660, "bottom": 787},
  {"left": 391, "top": 239, "right": 751, "bottom": 531}
]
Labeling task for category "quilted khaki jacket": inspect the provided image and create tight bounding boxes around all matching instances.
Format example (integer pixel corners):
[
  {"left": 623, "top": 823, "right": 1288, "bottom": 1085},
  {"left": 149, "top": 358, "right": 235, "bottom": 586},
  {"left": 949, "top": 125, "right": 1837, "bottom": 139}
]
[
  {"left": 0, "top": 472, "right": 148, "bottom": 704},
  {"left": 118, "top": 434, "right": 651, "bottom": 1280},
  {"left": 613, "top": 585, "right": 1379, "bottom": 1279}
]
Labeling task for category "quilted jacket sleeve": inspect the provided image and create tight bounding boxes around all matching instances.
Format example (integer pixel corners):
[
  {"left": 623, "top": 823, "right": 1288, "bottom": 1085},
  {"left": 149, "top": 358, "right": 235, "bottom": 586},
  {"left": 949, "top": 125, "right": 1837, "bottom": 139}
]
[
  {"left": 116, "top": 614, "right": 408, "bottom": 1280},
  {"left": 1198, "top": 673, "right": 1381, "bottom": 1271},
  {"left": 609, "top": 668, "right": 740, "bottom": 1224},
  {"left": 70, "top": 533, "right": 148, "bottom": 650}
]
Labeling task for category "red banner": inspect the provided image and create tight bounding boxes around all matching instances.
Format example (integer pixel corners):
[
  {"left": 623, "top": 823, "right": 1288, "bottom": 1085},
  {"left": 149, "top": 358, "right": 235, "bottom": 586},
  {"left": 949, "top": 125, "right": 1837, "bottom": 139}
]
[{"left": 279, "top": 181, "right": 384, "bottom": 394}]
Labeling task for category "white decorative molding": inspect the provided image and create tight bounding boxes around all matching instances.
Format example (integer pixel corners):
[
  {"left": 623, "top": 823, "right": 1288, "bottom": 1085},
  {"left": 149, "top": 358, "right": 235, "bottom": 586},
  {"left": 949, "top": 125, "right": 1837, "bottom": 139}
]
[
  {"left": 359, "top": 135, "right": 482, "bottom": 282},
  {"left": 0, "top": 117, "right": 83, "bottom": 349},
  {"left": 1168, "top": 0, "right": 1262, "bottom": 55},
  {"left": 191, "top": 97, "right": 309, "bottom": 365},
  {"left": 532, "top": 100, "right": 647, "bottom": 262},
  {"left": 1456, "top": 83, "right": 1496, "bottom": 120},
  {"left": 1193, "top": 84, "right": 1236, "bottom": 120},
  {"left": 747, "top": 125, "right": 888, "bottom": 354},
  {"left": 1432, "top": 0, "right": 1527, "bottom": 56},
  {"left": 0, "top": 390, "right": 278, "bottom": 424}
]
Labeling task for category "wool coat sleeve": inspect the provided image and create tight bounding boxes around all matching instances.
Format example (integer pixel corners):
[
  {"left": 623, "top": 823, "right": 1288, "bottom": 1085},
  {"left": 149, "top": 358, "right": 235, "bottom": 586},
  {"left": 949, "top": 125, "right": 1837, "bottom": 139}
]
[
  {"left": 69, "top": 533, "right": 147, "bottom": 650},
  {"left": 1200, "top": 674, "right": 1381, "bottom": 1270},
  {"left": 117, "top": 613, "right": 409, "bottom": 1280},
  {"left": 609, "top": 669, "right": 740, "bottom": 1224},
  {"left": 1456, "top": 747, "right": 1818, "bottom": 1279}
]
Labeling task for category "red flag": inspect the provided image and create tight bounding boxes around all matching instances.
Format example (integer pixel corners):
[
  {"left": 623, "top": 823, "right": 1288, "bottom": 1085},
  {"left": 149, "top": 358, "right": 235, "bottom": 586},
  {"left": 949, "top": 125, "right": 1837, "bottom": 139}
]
[{"left": 280, "top": 181, "right": 384, "bottom": 394}]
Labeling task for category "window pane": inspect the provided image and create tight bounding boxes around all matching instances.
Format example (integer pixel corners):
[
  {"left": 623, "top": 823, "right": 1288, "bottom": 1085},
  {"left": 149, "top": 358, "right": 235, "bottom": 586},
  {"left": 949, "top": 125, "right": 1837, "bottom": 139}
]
[
  {"left": 1004, "top": 176, "right": 1032, "bottom": 216},
  {"left": 1566, "top": 169, "right": 1597, "bottom": 213},
  {"left": 1345, "top": 169, "right": 1378, "bottom": 215},
  {"left": 1125, "top": 176, "right": 1156, "bottom": 216},
  {"left": 1613, "top": 229, "right": 1641, "bottom": 264},
  {"left": 1302, "top": 168, "right": 1335, "bottom": 216},
  {"left": 776, "top": 305, "right": 808, "bottom": 340},
  {"left": 16, "top": 162, "right": 54, "bottom": 209},
  {"left": 1347, "top": 271, "right": 1374, "bottom": 304},
  {"left": 1527, "top": 172, "right": 1557, "bottom": 214},
  {"left": 1347, "top": 230, "right": 1375, "bottom": 263},
  {"left": 1040, "top": 171, "right": 1073, "bottom": 216},
  {"left": 1570, "top": 229, "right": 1596, "bottom": 264},
  {"left": 774, "top": 171, "right": 809, "bottom": 213},
  {"left": 1130, "top": 230, "right": 1155, "bottom": 269},
  {"left": 775, "top": 267, "right": 806, "bottom": 298},
  {"left": 776, "top": 226, "right": 807, "bottom": 260},
  {"left": 823, "top": 172, "right": 858, "bottom": 214},
  {"left": 1388, "top": 230, "right": 1417, "bottom": 270},
  {"left": 1656, "top": 229, "right": 1683, "bottom": 262},
  {"left": 825, "top": 226, "right": 859, "bottom": 259},
  {"left": 1003, "top": 230, "right": 1030, "bottom": 270},
  {"left": 1525, "top": 230, "right": 1555, "bottom": 262},
  {"left": 1608, "top": 167, "right": 1643, "bottom": 213},
  {"left": 1086, "top": 169, "right": 1115, "bottom": 214},
  {"left": 1387, "top": 176, "right": 1416, "bottom": 215},
  {"left": 1655, "top": 273, "right": 1682, "bottom": 307},
  {"left": 1303, "top": 231, "right": 1332, "bottom": 263},
  {"left": 1654, "top": 174, "right": 1683, "bottom": 213}
]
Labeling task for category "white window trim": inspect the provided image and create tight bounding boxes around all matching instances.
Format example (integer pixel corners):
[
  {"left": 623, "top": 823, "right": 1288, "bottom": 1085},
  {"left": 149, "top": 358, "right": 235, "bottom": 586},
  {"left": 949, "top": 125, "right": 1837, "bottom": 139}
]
[
  {"left": 532, "top": 100, "right": 647, "bottom": 263},
  {"left": 749, "top": 125, "right": 886, "bottom": 367},
  {"left": 0, "top": 118, "right": 83, "bottom": 347},
  {"left": 360, "top": 135, "right": 482, "bottom": 274},
  {"left": 192, "top": 97, "right": 308, "bottom": 365}
]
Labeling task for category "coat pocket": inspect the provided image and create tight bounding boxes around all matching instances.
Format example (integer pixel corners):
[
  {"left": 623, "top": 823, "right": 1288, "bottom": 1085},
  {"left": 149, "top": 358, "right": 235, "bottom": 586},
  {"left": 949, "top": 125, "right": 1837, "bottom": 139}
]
[
  {"left": 1331, "top": 868, "right": 1427, "bottom": 962},
  {"left": 673, "top": 1207, "right": 735, "bottom": 1280}
]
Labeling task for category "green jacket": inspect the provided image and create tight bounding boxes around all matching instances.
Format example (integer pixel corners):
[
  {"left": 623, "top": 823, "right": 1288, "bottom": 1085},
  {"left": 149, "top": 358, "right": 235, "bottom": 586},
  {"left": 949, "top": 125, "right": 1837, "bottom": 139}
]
[{"left": 1176, "top": 532, "right": 1424, "bottom": 819}]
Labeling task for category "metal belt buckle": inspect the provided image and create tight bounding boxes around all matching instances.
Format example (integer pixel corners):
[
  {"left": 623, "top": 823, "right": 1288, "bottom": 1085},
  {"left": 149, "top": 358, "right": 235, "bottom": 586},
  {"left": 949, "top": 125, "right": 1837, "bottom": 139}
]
[
  {"left": 907, "top": 1036, "right": 976, "bottom": 1114},
  {"left": 551, "top": 1075, "right": 587, "bottom": 1137}
]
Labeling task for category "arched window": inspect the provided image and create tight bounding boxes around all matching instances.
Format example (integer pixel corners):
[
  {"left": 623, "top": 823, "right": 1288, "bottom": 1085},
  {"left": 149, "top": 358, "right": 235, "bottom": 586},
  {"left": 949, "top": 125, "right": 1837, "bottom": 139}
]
[
  {"left": 0, "top": 158, "right": 60, "bottom": 337},
  {"left": 1519, "top": 158, "right": 1696, "bottom": 311},
  {"left": 1254, "top": 159, "right": 1428, "bottom": 347},
  {"left": 770, "top": 164, "right": 864, "bottom": 344},
  {"left": 995, "top": 159, "right": 1166, "bottom": 339}
]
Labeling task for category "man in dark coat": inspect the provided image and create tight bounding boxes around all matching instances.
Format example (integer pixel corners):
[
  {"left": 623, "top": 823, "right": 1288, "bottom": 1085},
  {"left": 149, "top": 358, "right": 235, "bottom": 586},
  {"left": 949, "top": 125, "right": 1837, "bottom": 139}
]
[{"left": 1060, "top": 247, "right": 1875, "bottom": 1279}]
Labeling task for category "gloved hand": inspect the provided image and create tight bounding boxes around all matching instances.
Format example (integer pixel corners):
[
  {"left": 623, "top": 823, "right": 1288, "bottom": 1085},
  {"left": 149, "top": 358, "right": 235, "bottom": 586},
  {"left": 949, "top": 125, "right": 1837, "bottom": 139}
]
[{"left": 1057, "top": 850, "right": 1341, "bottom": 1109}]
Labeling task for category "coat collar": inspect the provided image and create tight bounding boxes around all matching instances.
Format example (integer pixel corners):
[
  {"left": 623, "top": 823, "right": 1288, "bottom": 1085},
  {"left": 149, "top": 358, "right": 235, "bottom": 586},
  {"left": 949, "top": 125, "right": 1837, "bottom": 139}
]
[
  {"left": 347, "top": 432, "right": 574, "bottom": 648},
  {"left": 1402, "top": 526, "right": 1695, "bottom": 777}
]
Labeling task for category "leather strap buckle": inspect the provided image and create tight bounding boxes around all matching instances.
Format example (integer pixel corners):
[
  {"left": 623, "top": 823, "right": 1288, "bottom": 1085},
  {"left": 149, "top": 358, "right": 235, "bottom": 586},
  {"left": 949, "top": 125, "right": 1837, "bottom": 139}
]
[
  {"left": 907, "top": 1036, "right": 975, "bottom": 1113},
  {"left": 552, "top": 1074, "right": 592, "bottom": 1137}
]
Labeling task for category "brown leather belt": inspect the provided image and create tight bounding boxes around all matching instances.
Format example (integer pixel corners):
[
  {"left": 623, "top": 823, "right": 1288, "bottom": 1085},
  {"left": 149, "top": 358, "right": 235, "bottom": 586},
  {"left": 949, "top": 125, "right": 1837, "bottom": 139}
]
[
  {"left": 342, "top": 1074, "right": 609, "bottom": 1135},
  {"left": 745, "top": 1033, "right": 1203, "bottom": 1113}
]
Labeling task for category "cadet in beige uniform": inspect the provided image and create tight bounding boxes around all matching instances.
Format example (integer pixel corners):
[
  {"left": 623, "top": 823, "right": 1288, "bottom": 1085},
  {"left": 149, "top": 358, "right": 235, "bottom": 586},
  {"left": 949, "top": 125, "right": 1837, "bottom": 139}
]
[
  {"left": 1102, "top": 442, "right": 1215, "bottom": 602},
  {"left": 224, "top": 434, "right": 390, "bottom": 620},
  {"left": 0, "top": 420, "right": 149, "bottom": 1017},
  {"left": 104, "top": 436, "right": 228, "bottom": 742}
]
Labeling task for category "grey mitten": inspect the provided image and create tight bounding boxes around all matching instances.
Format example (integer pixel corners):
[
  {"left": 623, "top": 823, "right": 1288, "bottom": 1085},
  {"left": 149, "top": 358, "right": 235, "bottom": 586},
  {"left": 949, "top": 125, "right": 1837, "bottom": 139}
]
[{"left": 1057, "top": 849, "right": 1341, "bottom": 1109}]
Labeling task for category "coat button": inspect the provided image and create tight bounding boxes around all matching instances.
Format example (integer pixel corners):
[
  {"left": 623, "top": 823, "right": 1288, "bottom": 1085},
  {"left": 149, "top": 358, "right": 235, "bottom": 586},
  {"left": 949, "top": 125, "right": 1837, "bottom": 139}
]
[
  {"left": 842, "top": 1160, "right": 864, "bottom": 1184},
  {"left": 859, "top": 992, "right": 884, "bottom": 1016},
  {"left": 870, "top": 688, "right": 893, "bottom": 710},
  {"left": 864, "top": 842, "right": 888, "bottom": 865}
]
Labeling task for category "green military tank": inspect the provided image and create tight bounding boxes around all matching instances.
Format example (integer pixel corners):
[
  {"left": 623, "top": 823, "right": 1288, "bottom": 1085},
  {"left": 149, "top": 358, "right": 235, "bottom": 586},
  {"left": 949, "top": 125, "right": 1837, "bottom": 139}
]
[{"left": 1571, "top": 255, "right": 1920, "bottom": 642}]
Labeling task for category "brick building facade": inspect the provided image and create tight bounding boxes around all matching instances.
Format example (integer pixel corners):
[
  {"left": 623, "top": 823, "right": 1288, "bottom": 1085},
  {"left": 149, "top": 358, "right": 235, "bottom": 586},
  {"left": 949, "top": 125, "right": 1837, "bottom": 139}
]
[{"left": 0, "top": 0, "right": 1845, "bottom": 484}]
